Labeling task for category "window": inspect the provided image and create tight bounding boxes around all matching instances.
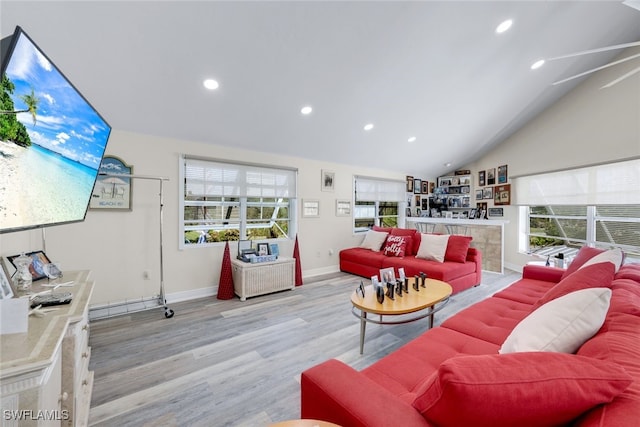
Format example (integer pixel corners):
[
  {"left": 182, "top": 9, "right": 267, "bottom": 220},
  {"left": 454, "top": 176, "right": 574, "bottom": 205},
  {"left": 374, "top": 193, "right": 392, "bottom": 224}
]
[
  {"left": 515, "top": 159, "right": 640, "bottom": 259},
  {"left": 180, "top": 157, "right": 297, "bottom": 246},
  {"left": 353, "top": 176, "right": 405, "bottom": 232}
]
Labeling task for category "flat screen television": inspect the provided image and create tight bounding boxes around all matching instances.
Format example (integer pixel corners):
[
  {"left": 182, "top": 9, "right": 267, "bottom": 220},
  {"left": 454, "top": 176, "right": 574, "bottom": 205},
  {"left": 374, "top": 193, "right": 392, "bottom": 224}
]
[{"left": 0, "top": 26, "right": 111, "bottom": 234}]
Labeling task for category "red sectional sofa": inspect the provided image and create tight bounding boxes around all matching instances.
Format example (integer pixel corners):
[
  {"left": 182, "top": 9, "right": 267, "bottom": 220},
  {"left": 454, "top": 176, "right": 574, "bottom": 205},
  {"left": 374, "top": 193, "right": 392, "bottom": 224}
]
[
  {"left": 340, "top": 227, "right": 482, "bottom": 294},
  {"left": 302, "top": 248, "right": 640, "bottom": 427}
]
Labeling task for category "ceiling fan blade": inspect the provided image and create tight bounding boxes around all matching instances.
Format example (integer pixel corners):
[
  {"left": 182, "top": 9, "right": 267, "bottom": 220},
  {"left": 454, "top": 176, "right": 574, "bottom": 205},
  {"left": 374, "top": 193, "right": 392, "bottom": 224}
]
[
  {"left": 547, "top": 41, "right": 640, "bottom": 61},
  {"left": 601, "top": 64, "right": 640, "bottom": 88},
  {"left": 552, "top": 52, "right": 640, "bottom": 85}
]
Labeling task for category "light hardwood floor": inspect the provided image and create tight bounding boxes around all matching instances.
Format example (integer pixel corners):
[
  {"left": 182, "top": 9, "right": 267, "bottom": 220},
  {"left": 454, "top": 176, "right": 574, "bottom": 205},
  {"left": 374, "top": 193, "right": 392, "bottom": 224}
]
[{"left": 88, "top": 269, "right": 520, "bottom": 426}]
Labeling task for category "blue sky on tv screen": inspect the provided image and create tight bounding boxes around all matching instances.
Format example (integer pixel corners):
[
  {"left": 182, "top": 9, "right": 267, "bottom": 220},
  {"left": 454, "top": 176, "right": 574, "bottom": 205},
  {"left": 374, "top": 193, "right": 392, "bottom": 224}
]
[{"left": 5, "top": 32, "right": 110, "bottom": 170}]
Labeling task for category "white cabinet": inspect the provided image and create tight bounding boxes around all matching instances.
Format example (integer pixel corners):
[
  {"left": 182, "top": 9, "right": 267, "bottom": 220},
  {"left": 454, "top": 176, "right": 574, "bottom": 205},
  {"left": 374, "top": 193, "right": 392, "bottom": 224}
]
[{"left": 0, "top": 271, "right": 94, "bottom": 427}]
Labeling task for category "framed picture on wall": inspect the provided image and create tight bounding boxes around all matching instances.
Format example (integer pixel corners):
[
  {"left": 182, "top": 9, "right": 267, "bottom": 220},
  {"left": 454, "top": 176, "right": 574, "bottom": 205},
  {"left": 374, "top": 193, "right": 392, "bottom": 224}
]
[
  {"left": 414, "top": 179, "right": 422, "bottom": 194},
  {"left": 302, "top": 199, "right": 320, "bottom": 217},
  {"left": 487, "top": 168, "right": 496, "bottom": 185},
  {"left": 498, "top": 165, "right": 508, "bottom": 184},
  {"left": 90, "top": 155, "right": 133, "bottom": 210},
  {"left": 406, "top": 176, "right": 414, "bottom": 192},
  {"left": 321, "top": 170, "right": 335, "bottom": 191},
  {"left": 494, "top": 184, "right": 511, "bottom": 205},
  {"left": 475, "top": 189, "right": 483, "bottom": 200},
  {"left": 421, "top": 181, "right": 429, "bottom": 194},
  {"left": 336, "top": 199, "right": 351, "bottom": 216},
  {"left": 482, "top": 187, "right": 493, "bottom": 200},
  {"left": 478, "top": 170, "right": 486, "bottom": 186}
]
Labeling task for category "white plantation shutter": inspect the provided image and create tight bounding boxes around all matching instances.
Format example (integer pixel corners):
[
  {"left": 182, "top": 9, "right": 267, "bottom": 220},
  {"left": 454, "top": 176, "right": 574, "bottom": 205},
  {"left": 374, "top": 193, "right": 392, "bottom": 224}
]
[{"left": 184, "top": 158, "right": 297, "bottom": 198}]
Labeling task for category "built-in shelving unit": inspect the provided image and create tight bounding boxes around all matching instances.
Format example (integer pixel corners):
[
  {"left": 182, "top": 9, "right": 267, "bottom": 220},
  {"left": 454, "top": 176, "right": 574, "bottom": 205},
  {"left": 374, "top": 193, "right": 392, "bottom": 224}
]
[{"left": 432, "top": 173, "right": 473, "bottom": 217}]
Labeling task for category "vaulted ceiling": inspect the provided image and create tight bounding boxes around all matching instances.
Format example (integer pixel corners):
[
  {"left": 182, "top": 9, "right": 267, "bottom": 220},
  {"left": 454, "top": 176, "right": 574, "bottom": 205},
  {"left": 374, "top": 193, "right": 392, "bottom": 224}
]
[{"left": 2, "top": 1, "right": 640, "bottom": 177}]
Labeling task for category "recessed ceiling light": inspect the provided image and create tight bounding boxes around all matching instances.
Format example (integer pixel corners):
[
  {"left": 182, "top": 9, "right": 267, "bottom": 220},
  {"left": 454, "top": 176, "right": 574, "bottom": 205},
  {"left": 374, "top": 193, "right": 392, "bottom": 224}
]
[
  {"left": 531, "top": 59, "right": 545, "bottom": 70},
  {"left": 363, "top": 123, "right": 374, "bottom": 131},
  {"left": 496, "top": 19, "right": 513, "bottom": 34},
  {"left": 444, "top": 162, "right": 452, "bottom": 168},
  {"left": 300, "top": 106, "right": 313, "bottom": 115},
  {"left": 203, "top": 79, "right": 219, "bottom": 90},
  {"left": 408, "top": 136, "right": 417, "bottom": 143}
]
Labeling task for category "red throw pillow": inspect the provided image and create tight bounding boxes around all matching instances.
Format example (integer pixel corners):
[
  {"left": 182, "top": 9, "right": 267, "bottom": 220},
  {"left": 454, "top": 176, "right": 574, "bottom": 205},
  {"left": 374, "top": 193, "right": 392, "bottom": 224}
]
[
  {"left": 382, "top": 235, "right": 408, "bottom": 257},
  {"left": 412, "top": 352, "right": 632, "bottom": 427},
  {"left": 390, "top": 228, "right": 418, "bottom": 256},
  {"left": 444, "top": 235, "right": 472, "bottom": 263},
  {"left": 533, "top": 261, "right": 615, "bottom": 309},
  {"left": 562, "top": 246, "right": 605, "bottom": 279}
]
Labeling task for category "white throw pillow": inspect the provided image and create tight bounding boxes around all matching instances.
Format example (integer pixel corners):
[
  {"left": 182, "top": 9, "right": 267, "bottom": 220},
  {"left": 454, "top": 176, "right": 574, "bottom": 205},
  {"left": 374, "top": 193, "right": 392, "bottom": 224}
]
[
  {"left": 416, "top": 234, "right": 450, "bottom": 263},
  {"left": 359, "top": 230, "right": 389, "bottom": 252},
  {"left": 578, "top": 248, "right": 623, "bottom": 273},
  {"left": 499, "top": 287, "right": 611, "bottom": 354}
]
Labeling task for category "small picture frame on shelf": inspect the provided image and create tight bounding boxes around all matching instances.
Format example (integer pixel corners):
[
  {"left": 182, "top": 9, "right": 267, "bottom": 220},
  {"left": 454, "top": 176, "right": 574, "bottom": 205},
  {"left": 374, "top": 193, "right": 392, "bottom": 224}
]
[
  {"left": 468, "top": 208, "right": 477, "bottom": 219},
  {"left": 0, "top": 259, "right": 16, "bottom": 299},
  {"left": 7, "top": 251, "right": 53, "bottom": 281},
  {"left": 488, "top": 207, "right": 504, "bottom": 217},
  {"left": 256, "top": 243, "right": 270, "bottom": 256},
  {"left": 269, "top": 243, "right": 279, "bottom": 258},
  {"left": 379, "top": 267, "right": 396, "bottom": 284}
]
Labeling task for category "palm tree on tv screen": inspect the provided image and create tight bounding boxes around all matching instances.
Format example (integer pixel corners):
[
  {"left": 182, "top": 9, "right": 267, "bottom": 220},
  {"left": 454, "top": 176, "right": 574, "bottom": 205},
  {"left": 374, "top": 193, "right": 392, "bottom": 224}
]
[{"left": 0, "top": 75, "right": 37, "bottom": 146}]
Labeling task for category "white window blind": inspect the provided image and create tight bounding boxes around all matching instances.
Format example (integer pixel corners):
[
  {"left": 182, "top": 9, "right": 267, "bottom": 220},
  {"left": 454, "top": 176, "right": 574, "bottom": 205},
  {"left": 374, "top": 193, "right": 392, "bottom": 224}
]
[
  {"left": 513, "top": 159, "right": 640, "bottom": 205},
  {"left": 184, "top": 158, "right": 297, "bottom": 198},
  {"left": 354, "top": 176, "right": 405, "bottom": 202}
]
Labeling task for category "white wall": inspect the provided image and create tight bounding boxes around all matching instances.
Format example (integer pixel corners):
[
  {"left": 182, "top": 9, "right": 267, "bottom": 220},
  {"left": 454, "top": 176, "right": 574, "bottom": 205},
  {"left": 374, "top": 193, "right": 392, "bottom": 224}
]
[
  {"left": 0, "top": 131, "right": 404, "bottom": 305},
  {"left": 464, "top": 47, "right": 640, "bottom": 270}
]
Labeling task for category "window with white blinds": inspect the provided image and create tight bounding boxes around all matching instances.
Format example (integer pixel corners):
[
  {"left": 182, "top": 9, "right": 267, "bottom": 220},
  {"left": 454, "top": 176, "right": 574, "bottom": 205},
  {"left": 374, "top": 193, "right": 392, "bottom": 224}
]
[
  {"left": 353, "top": 176, "right": 405, "bottom": 232},
  {"left": 180, "top": 157, "right": 297, "bottom": 246},
  {"left": 513, "top": 158, "right": 640, "bottom": 206},
  {"left": 516, "top": 159, "right": 640, "bottom": 259}
]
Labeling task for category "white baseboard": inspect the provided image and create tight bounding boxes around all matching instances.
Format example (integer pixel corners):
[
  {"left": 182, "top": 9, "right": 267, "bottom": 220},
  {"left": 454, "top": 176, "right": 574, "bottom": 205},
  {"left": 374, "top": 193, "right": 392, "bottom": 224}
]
[{"left": 89, "top": 265, "right": 341, "bottom": 319}]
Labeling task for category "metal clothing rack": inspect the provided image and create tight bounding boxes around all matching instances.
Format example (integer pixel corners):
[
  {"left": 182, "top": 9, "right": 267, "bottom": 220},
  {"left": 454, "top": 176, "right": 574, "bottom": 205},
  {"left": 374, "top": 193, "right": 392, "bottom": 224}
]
[{"left": 99, "top": 173, "right": 174, "bottom": 318}]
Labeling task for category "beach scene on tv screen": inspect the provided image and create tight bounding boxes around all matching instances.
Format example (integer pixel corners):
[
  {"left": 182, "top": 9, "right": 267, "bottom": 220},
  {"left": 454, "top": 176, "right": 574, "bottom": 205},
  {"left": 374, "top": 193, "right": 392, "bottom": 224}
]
[{"left": 0, "top": 31, "right": 110, "bottom": 231}]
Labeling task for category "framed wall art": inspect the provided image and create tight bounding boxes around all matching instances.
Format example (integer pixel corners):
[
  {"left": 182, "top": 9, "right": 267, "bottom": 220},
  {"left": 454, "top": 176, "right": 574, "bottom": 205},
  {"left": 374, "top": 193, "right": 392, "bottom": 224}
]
[
  {"left": 498, "top": 164, "right": 508, "bottom": 184},
  {"left": 302, "top": 199, "right": 320, "bottom": 217},
  {"left": 475, "top": 189, "right": 483, "bottom": 200},
  {"left": 487, "top": 168, "right": 496, "bottom": 185},
  {"left": 336, "top": 199, "right": 351, "bottom": 216},
  {"left": 478, "top": 170, "right": 486, "bottom": 186},
  {"left": 421, "top": 180, "right": 429, "bottom": 194},
  {"left": 482, "top": 187, "right": 493, "bottom": 200},
  {"left": 494, "top": 184, "right": 511, "bottom": 205},
  {"left": 406, "top": 176, "right": 414, "bottom": 192},
  {"left": 489, "top": 207, "right": 504, "bottom": 217},
  {"left": 321, "top": 170, "right": 335, "bottom": 191},
  {"left": 90, "top": 155, "right": 133, "bottom": 210},
  {"left": 414, "top": 178, "right": 422, "bottom": 194}
]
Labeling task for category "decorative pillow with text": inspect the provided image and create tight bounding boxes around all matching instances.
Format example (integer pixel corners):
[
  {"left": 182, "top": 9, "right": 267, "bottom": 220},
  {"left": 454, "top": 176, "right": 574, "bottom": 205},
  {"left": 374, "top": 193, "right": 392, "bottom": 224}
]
[{"left": 382, "top": 235, "right": 408, "bottom": 257}]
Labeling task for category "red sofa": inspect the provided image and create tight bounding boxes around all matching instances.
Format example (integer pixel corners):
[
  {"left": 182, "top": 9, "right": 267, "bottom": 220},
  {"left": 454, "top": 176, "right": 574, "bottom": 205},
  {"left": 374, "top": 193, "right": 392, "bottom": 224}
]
[
  {"left": 340, "top": 227, "right": 482, "bottom": 294},
  {"left": 302, "top": 249, "right": 640, "bottom": 427}
]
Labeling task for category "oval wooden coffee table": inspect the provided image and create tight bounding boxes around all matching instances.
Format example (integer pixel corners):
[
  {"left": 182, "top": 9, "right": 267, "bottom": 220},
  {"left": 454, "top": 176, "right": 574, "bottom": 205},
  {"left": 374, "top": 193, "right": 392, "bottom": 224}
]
[{"left": 351, "top": 278, "right": 452, "bottom": 354}]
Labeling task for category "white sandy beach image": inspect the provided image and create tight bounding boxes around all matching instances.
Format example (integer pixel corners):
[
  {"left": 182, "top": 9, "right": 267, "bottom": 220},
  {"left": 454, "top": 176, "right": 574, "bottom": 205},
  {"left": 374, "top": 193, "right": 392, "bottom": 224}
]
[{"left": 0, "top": 139, "right": 96, "bottom": 230}]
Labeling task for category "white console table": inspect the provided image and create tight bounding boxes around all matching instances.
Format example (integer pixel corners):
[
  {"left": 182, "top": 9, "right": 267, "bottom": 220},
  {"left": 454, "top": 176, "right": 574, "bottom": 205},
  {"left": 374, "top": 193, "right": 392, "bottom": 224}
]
[
  {"left": 0, "top": 271, "right": 94, "bottom": 427},
  {"left": 231, "top": 257, "right": 295, "bottom": 301},
  {"left": 407, "top": 218, "right": 508, "bottom": 273}
]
